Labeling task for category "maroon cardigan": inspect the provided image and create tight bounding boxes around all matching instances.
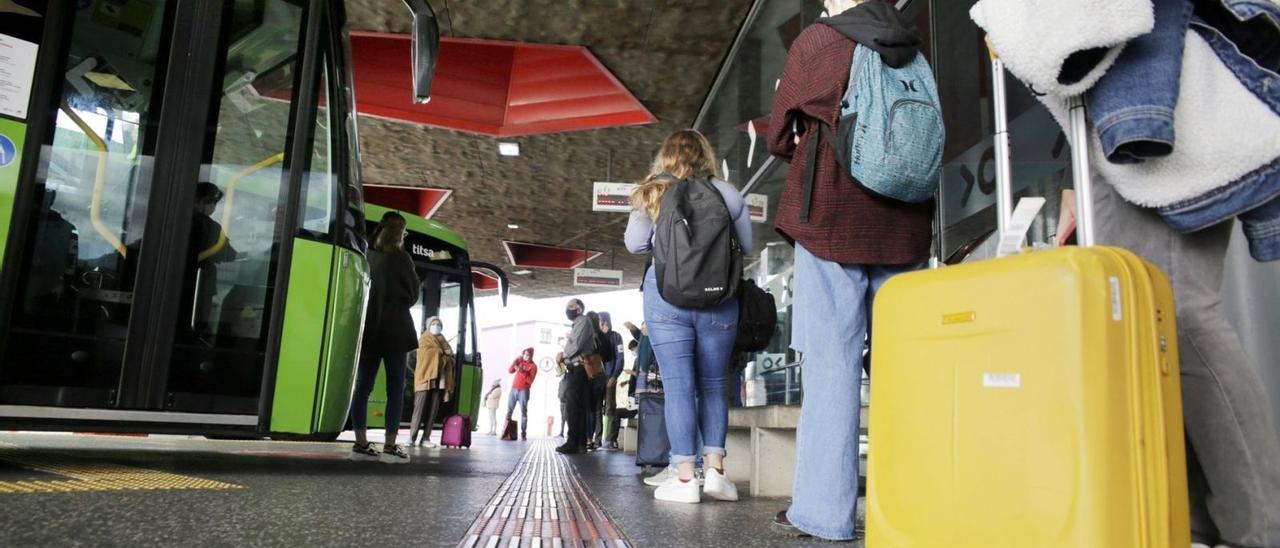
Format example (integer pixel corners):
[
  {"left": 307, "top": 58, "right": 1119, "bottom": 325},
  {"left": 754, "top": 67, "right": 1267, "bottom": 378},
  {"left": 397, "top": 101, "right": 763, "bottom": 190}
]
[{"left": 768, "top": 24, "right": 934, "bottom": 266}]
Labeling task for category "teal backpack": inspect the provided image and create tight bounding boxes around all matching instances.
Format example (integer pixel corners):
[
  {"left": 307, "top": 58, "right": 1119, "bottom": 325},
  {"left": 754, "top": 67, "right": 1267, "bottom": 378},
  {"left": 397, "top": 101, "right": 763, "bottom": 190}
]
[{"left": 802, "top": 44, "right": 943, "bottom": 212}]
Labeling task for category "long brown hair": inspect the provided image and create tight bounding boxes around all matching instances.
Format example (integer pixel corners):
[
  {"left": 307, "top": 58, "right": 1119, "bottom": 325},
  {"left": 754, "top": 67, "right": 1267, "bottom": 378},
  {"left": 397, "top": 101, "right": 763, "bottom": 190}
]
[
  {"left": 373, "top": 211, "right": 408, "bottom": 253},
  {"left": 630, "top": 130, "right": 721, "bottom": 221}
]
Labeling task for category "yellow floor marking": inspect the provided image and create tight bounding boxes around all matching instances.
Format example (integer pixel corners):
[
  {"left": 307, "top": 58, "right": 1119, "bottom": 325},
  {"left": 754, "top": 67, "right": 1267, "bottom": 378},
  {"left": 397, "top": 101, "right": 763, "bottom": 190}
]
[{"left": 0, "top": 447, "right": 243, "bottom": 494}]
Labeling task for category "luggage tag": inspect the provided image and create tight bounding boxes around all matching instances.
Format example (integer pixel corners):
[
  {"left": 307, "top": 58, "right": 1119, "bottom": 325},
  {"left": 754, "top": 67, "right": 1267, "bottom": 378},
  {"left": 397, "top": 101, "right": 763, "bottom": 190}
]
[{"left": 996, "top": 197, "right": 1046, "bottom": 257}]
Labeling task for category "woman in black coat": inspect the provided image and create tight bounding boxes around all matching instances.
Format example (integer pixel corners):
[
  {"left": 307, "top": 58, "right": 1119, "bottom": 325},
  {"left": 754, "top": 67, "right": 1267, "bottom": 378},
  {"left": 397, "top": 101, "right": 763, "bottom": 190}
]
[{"left": 348, "top": 211, "right": 421, "bottom": 463}]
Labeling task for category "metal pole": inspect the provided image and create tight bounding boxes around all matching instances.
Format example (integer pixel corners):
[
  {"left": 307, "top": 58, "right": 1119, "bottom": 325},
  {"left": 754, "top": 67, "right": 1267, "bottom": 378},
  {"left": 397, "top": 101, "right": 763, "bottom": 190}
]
[
  {"left": 991, "top": 57, "right": 1014, "bottom": 239},
  {"left": 1068, "top": 96, "right": 1096, "bottom": 247}
]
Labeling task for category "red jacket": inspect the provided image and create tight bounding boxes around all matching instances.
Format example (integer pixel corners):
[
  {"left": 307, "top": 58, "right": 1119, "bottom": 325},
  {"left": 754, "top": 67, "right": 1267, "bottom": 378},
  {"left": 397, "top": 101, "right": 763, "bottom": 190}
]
[
  {"left": 509, "top": 348, "right": 537, "bottom": 391},
  {"left": 768, "top": 24, "right": 933, "bottom": 266}
]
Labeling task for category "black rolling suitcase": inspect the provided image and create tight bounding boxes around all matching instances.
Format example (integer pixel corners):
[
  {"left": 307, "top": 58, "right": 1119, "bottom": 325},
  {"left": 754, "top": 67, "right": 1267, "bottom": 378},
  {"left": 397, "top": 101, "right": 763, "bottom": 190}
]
[{"left": 634, "top": 391, "right": 670, "bottom": 468}]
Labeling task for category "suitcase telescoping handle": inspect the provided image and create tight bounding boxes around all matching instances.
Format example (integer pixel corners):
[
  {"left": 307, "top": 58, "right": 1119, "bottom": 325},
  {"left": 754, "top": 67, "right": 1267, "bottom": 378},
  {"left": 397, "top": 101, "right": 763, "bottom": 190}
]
[{"left": 989, "top": 49, "right": 1096, "bottom": 248}]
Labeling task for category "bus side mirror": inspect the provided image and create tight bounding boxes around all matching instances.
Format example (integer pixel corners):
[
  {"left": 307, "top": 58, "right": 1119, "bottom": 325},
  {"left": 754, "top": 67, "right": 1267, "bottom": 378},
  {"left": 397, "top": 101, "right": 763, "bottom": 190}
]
[{"left": 402, "top": 0, "right": 440, "bottom": 104}]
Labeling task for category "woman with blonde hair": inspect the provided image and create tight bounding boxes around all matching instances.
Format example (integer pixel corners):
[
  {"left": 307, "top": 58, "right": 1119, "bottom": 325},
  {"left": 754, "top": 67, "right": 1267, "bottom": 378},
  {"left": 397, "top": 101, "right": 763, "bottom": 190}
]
[
  {"left": 624, "top": 129, "right": 753, "bottom": 504},
  {"left": 348, "top": 211, "right": 421, "bottom": 463}
]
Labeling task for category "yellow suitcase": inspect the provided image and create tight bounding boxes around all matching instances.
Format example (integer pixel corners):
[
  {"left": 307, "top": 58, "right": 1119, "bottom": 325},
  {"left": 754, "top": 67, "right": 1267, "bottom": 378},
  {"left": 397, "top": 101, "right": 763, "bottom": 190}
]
[{"left": 865, "top": 57, "right": 1189, "bottom": 548}]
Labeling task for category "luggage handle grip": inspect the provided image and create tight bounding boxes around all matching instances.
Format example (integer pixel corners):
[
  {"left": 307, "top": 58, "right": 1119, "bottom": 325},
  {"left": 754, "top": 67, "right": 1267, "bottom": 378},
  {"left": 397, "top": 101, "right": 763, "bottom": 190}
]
[{"left": 988, "top": 44, "right": 1096, "bottom": 248}]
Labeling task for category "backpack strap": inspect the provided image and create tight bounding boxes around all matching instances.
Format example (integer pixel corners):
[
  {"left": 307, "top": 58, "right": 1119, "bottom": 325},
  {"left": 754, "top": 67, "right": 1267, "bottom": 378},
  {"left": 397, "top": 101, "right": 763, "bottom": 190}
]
[
  {"left": 801, "top": 45, "right": 873, "bottom": 223},
  {"left": 799, "top": 121, "right": 849, "bottom": 224}
]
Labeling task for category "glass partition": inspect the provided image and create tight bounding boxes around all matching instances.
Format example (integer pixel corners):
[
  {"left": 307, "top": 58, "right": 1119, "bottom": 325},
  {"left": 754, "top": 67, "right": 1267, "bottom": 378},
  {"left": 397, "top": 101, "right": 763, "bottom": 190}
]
[{"left": 697, "top": 0, "right": 1068, "bottom": 408}]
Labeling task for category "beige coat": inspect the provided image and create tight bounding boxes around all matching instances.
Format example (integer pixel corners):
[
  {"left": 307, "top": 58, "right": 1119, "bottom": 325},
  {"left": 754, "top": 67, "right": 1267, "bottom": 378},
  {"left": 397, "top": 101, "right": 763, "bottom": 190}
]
[{"left": 414, "top": 332, "right": 455, "bottom": 397}]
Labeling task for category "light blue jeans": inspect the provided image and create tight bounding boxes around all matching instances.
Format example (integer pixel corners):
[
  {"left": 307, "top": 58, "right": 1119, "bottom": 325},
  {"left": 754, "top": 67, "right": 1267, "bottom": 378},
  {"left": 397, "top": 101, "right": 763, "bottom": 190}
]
[
  {"left": 788, "top": 244, "right": 919, "bottom": 541},
  {"left": 643, "top": 269, "right": 738, "bottom": 464}
]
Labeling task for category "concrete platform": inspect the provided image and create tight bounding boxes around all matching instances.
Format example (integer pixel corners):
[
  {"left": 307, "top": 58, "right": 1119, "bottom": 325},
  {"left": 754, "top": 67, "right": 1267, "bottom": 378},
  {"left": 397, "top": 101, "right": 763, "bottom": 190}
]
[{"left": 0, "top": 431, "right": 862, "bottom": 546}]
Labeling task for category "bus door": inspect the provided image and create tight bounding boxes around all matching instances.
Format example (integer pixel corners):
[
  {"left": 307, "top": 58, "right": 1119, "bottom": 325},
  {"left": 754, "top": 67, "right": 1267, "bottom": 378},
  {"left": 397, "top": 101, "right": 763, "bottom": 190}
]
[{"left": 0, "top": 0, "right": 341, "bottom": 422}]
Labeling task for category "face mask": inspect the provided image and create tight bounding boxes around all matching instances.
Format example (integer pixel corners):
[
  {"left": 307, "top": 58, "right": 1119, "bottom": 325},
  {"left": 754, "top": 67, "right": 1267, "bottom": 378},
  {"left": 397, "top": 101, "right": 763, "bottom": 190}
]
[
  {"left": 430, "top": 324, "right": 443, "bottom": 335},
  {"left": 566, "top": 309, "right": 580, "bottom": 321},
  {"left": 523, "top": 354, "right": 531, "bottom": 361}
]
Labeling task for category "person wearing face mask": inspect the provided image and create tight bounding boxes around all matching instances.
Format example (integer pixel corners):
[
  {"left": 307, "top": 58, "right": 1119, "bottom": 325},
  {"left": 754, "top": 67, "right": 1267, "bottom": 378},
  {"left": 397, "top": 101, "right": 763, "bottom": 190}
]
[
  {"left": 557, "top": 298, "right": 597, "bottom": 454},
  {"left": 506, "top": 347, "right": 538, "bottom": 441},
  {"left": 408, "top": 316, "right": 456, "bottom": 448}
]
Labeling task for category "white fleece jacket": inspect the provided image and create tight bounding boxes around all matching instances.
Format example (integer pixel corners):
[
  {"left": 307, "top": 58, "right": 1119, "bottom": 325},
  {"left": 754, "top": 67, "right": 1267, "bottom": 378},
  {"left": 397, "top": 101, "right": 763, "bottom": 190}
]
[
  {"left": 1038, "top": 31, "right": 1280, "bottom": 208},
  {"left": 970, "top": 0, "right": 1155, "bottom": 97}
]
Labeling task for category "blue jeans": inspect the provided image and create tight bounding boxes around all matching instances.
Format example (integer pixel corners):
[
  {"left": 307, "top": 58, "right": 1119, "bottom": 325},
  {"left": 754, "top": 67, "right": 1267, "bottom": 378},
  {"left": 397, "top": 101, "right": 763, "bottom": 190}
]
[
  {"left": 350, "top": 350, "right": 407, "bottom": 438},
  {"left": 642, "top": 269, "right": 738, "bottom": 465},
  {"left": 788, "top": 244, "right": 919, "bottom": 541},
  {"left": 506, "top": 389, "right": 530, "bottom": 435}
]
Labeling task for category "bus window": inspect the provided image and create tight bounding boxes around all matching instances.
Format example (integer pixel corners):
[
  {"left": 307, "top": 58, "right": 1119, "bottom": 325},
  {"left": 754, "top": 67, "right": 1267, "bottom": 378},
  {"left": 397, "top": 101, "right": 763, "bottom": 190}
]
[
  {"left": 440, "top": 278, "right": 462, "bottom": 350},
  {"left": 166, "top": 0, "right": 306, "bottom": 411},
  {"left": 300, "top": 57, "right": 335, "bottom": 238},
  {"left": 0, "top": 0, "right": 175, "bottom": 399}
]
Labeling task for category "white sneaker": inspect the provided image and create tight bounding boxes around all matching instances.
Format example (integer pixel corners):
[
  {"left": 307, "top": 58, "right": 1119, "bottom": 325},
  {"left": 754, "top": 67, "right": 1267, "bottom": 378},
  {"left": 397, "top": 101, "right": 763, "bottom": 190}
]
[
  {"left": 644, "top": 466, "right": 675, "bottom": 487},
  {"left": 421, "top": 440, "right": 439, "bottom": 449},
  {"left": 702, "top": 468, "right": 739, "bottom": 501},
  {"left": 654, "top": 476, "right": 701, "bottom": 504}
]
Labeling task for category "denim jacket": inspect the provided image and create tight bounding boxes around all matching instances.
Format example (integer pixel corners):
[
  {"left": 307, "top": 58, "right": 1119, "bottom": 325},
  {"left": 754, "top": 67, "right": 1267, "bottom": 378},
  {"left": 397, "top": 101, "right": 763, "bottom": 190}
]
[
  {"left": 1159, "top": 1, "right": 1280, "bottom": 261},
  {"left": 1087, "top": 0, "right": 1193, "bottom": 165},
  {"left": 1054, "top": 0, "right": 1280, "bottom": 261}
]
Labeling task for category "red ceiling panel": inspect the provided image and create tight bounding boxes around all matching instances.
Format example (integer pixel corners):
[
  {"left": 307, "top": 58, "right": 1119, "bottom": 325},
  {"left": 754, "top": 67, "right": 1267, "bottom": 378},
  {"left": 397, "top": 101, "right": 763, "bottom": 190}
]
[
  {"left": 349, "top": 32, "right": 656, "bottom": 137},
  {"left": 502, "top": 241, "right": 603, "bottom": 270},
  {"left": 472, "top": 270, "right": 500, "bottom": 291},
  {"left": 364, "top": 184, "right": 454, "bottom": 219}
]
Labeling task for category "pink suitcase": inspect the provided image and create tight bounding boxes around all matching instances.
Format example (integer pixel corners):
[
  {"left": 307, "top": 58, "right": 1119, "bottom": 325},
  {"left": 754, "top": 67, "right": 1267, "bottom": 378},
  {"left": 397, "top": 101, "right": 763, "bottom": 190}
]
[{"left": 441, "top": 415, "right": 471, "bottom": 448}]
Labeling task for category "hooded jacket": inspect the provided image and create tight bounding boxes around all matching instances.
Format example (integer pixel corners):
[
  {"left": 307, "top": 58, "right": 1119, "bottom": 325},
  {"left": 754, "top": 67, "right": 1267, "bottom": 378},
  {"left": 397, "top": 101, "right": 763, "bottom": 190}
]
[
  {"left": 599, "top": 313, "right": 626, "bottom": 380},
  {"left": 769, "top": 0, "right": 934, "bottom": 266},
  {"left": 509, "top": 347, "right": 538, "bottom": 391}
]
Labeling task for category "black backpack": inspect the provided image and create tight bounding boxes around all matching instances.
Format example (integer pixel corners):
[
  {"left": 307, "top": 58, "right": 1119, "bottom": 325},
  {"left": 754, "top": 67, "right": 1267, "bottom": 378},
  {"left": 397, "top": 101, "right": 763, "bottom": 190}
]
[
  {"left": 734, "top": 279, "right": 777, "bottom": 353},
  {"left": 652, "top": 174, "right": 741, "bottom": 308}
]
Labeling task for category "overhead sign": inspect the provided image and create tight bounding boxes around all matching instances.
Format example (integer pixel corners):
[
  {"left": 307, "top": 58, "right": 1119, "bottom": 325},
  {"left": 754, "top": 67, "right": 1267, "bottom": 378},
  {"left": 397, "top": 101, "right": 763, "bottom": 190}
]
[
  {"left": 746, "top": 193, "right": 769, "bottom": 223},
  {"left": 573, "top": 268, "right": 623, "bottom": 288},
  {"left": 592, "top": 182, "right": 635, "bottom": 213}
]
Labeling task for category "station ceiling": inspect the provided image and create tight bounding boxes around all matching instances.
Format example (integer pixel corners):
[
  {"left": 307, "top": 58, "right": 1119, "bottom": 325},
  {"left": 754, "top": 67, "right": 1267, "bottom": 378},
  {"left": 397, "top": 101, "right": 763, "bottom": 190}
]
[{"left": 345, "top": 0, "right": 754, "bottom": 299}]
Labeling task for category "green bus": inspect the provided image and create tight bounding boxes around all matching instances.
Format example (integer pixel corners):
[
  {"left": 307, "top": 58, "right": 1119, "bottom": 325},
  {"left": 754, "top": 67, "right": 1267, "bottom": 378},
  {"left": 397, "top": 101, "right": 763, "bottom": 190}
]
[{"left": 0, "top": 1, "right": 484, "bottom": 439}]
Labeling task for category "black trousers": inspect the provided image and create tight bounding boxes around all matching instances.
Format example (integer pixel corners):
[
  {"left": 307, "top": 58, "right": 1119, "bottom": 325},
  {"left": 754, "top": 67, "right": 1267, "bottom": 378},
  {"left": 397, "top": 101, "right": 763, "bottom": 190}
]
[{"left": 562, "top": 365, "right": 590, "bottom": 448}]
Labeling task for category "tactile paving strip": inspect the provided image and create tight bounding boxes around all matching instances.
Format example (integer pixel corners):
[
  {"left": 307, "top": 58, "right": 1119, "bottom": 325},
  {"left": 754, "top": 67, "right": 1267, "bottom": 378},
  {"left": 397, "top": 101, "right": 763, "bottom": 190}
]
[
  {"left": 0, "top": 447, "right": 243, "bottom": 494},
  {"left": 458, "top": 441, "right": 630, "bottom": 548}
]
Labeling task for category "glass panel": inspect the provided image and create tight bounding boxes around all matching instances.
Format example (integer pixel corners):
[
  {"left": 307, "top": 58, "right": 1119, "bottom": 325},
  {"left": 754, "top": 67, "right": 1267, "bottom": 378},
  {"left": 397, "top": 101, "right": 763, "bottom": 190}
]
[
  {"left": 0, "top": 0, "right": 174, "bottom": 405},
  {"left": 166, "top": 0, "right": 305, "bottom": 413},
  {"left": 699, "top": 1, "right": 934, "bottom": 408},
  {"left": 335, "top": 28, "right": 366, "bottom": 253},
  {"left": 440, "top": 278, "right": 463, "bottom": 352},
  {"left": 933, "top": 1, "right": 1070, "bottom": 259},
  {"left": 300, "top": 60, "right": 334, "bottom": 236}
]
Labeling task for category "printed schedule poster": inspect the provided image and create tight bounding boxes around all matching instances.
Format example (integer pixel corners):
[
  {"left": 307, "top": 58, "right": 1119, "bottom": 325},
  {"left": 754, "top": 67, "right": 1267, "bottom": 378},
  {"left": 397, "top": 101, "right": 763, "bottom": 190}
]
[{"left": 0, "top": 0, "right": 46, "bottom": 120}]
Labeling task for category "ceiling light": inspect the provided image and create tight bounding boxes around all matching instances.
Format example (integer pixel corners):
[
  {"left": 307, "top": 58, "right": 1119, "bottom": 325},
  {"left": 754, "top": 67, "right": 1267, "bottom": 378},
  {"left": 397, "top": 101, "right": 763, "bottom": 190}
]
[
  {"left": 507, "top": 223, "right": 520, "bottom": 229},
  {"left": 498, "top": 142, "right": 520, "bottom": 157},
  {"left": 513, "top": 269, "right": 533, "bottom": 276}
]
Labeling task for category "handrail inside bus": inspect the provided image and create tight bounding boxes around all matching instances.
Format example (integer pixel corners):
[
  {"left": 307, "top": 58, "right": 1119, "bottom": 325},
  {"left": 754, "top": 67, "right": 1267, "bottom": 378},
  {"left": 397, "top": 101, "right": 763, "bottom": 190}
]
[
  {"left": 199, "top": 152, "right": 285, "bottom": 262},
  {"left": 59, "top": 103, "right": 126, "bottom": 258}
]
